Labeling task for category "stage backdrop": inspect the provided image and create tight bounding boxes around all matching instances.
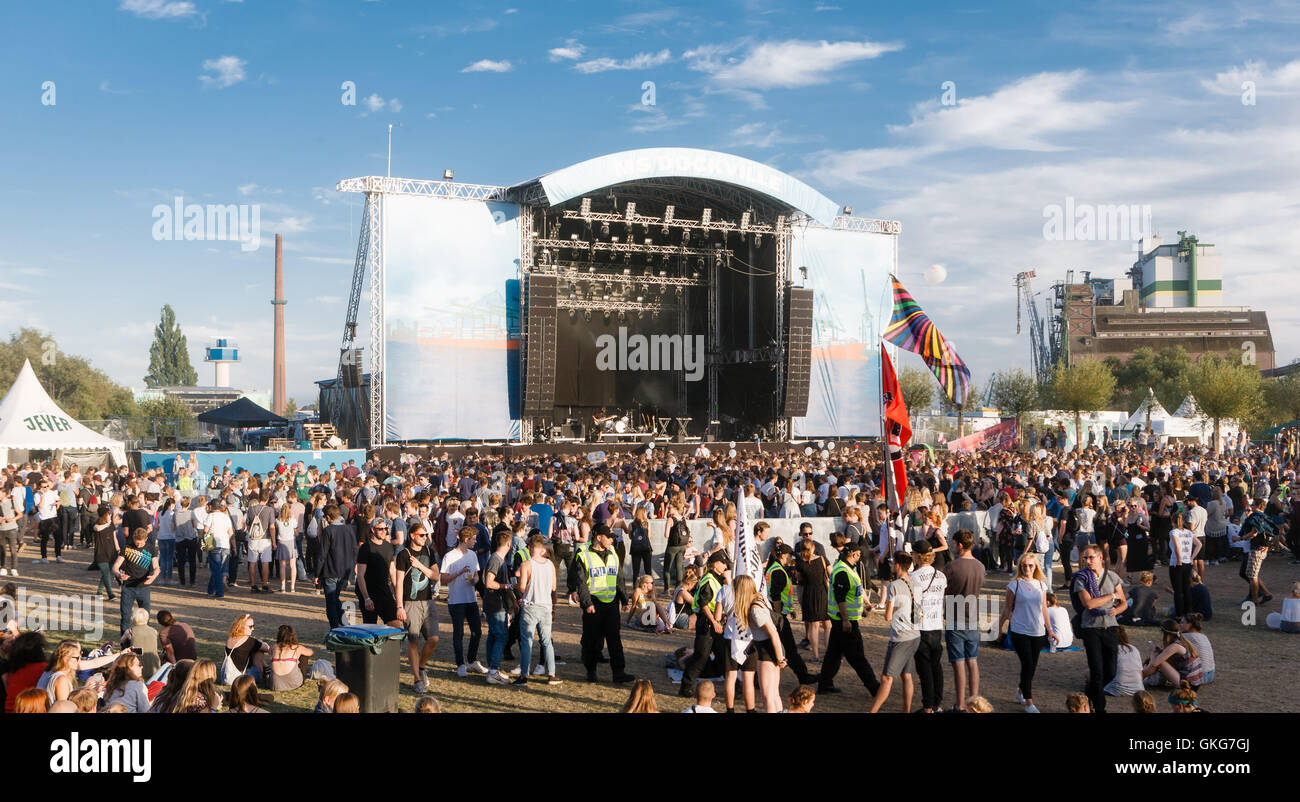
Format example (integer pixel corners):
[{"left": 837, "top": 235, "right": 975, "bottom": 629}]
[
  {"left": 791, "top": 224, "right": 895, "bottom": 438},
  {"left": 383, "top": 195, "right": 522, "bottom": 441}
]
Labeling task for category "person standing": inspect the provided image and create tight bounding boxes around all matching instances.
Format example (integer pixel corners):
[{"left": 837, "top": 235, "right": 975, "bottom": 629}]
[
  {"left": 33, "top": 478, "right": 61, "bottom": 564},
  {"left": 395, "top": 524, "right": 441, "bottom": 693},
  {"left": 663, "top": 505, "right": 690, "bottom": 591},
  {"left": 316, "top": 505, "right": 357, "bottom": 630},
  {"left": 205, "top": 501, "right": 234, "bottom": 598},
  {"left": 909, "top": 540, "right": 947, "bottom": 713},
  {"left": 576, "top": 524, "right": 635, "bottom": 684},
  {"left": 1184, "top": 495, "right": 1208, "bottom": 580},
  {"left": 764, "top": 544, "right": 818, "bottom": 686},
  {"left": 1168, "top": 513, "right": 1201, "bottom": 617},
  {"left": 942, "top": 529, "right": 985, "bottom": 712},
  {"left": 1236, "top": 498, "right": 1276, "bottom": 606},
  {"left": 111, "top": 528, "right": 159, "bottom": 636},
  {"left": 999, "top": 553, "right": 1056, "bottom": 713},
  {"left": 1073, "top": 545, "right": 1128, "bottom": 713},
  {"left": 0, "top": 485, "right": 21, "bottom": 577},
  {"left": 244, "top": 491, "right": 276, "bottom": 594},
  {"left": 678, "top": 551, "right": 730, "bottom": 697},
  {"left": 817, "top": 543, "right": 881, "bottom": 697},
  {"left": 517, "top": 534, "right": 561, "bottom": 685},
  {"left": 441, "top": 528, "right": 486, "bottom": 677},
  {"left": 482, "top": 530, "right": 516, "bottom": 686},
  {"left": 869, "top": 551, "right": 919, "bottom": 713},
  {"left": 355, "top": 517, "right": 400, "bottom": 626}
]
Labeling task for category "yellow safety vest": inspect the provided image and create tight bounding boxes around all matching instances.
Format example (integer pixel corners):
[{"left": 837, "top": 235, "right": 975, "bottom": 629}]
[
  {"left": 580, "top": 547, "right": 619, "bottom": 603},
  {"left": 693, "top": 572, "right": 722, "bottom": 614},
  {"left": 826, "top": 559, "right": 863, "bottom": 621},
  {"left": 765, "top": 562, "right": 793, "bottom": 616}
]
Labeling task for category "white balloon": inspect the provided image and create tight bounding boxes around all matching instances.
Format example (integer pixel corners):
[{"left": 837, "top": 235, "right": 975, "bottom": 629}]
[
  {"left": 728, "top": 449, "right": 737, "bottom": 458},
  {"left": 647, "top": 441, "right": 655, "bottom": 450},
  {"left": 820, "top": 449, "right": 829, "bottom": 458},
  {"left": 804, "top": 446, "right": 814, "bottom": 456},
  {"left": 828, "top": 441, "right": 837, "bottom": 451},
  {"left": 1036, "top": 449, "right": 1048, "bottom": 459},
  {"left": 924, "top": 264, "right": 947, "bottom": 284},
  {"left": 729, "top": 441, "right": 736, "bottom": 449}
]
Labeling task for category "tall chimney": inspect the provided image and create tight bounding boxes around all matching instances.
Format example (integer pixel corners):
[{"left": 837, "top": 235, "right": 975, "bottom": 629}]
[{"left": 272, "top": 233, "right": 287, "bottom": 416}]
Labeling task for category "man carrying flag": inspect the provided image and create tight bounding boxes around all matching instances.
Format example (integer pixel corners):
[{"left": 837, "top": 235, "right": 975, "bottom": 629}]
[{"left": 880, "top": 344, "right": 911, "bottom": 513}]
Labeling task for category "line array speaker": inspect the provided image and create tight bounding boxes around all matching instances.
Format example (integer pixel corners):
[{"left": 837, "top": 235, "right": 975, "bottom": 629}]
[
  {"left": 523, "top": 274, "right": 558, "bottom": 415},
  {"left": 783, "top": 288, "right": 813, "bottom": 417}
]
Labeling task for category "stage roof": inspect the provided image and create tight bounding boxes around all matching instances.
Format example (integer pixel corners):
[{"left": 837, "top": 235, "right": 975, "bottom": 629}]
[{"left": 513, "top": 147, "right": 841, "bottom": 226}]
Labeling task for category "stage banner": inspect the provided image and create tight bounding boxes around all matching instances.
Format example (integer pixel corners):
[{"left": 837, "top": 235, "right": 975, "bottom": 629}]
[
  {"left": 383, "top": 195, "right": 522, "bottom": 441},
  {"left": 790, "top": 224, "right": 895, "bottom": 438},
  {"left": 947, "top": 418, "right": 1019, "bottom": 453}
]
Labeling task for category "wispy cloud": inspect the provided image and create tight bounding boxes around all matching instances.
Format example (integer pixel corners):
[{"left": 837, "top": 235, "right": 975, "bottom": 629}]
[
  {"left": 462, "top": 59, "right": 512, "bottom": 73},
  {"left": 1201, "top": 59, "right": 1300, "bottom": 96},
  {"left": 119, "top": 0, "right": 196, "bottom": 19},
  {"left": 597, "top": 9, "right": 678, "bottom": 33},
  {"left": 686, "top": 38, "right": 902, "bottom": 90},
  {"left": 99, "top": 80, "right": 131, "bottom": 95},
  {"left": 549, "top": 40, "right": 585, "bottom": 61},
  {"left": 627, "top": 103, "right": 685, "bottom": 134},
  {"left": 199, "top": 56, "right": 247, "bottom": 89},
  {"left": 360, "top": 94, "right": 402, "bottom": 113},
  {"left": 574, "top": 49, "right": 671, "bottom": 74}
]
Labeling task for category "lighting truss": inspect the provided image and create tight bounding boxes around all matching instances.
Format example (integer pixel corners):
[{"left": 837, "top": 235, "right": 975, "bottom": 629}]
[
  {"left": 541, "top": 264, "right": 703, "bottom": 288},
  {"left": 336, "top": 176, "right": 510, "bottom": 201},
  {"left": 558, "top": 298, "right": 668, "bottom": 313},
  {"left": 533, "top": 237, "right": 720, "bottom": 257},
  {"left": 829, "top": 214, "right": 902, "bottom": 235}
]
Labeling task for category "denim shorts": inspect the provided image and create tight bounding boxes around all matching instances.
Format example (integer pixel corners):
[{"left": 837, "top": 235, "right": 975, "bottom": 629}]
[{"left": 945, "top": 629, "right": 980, "bottom": 662}]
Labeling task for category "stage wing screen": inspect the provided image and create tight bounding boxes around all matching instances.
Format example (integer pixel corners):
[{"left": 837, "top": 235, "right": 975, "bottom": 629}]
[
  {"left": 384, "top": 195, "right": 521, "bottom": 441},
  {"left": 791, "top": 225, "right": 895, "bottom": 438}
]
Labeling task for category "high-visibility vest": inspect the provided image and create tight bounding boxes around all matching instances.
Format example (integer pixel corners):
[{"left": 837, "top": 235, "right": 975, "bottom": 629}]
[
  {"left": 826, "top": 560, "right": 863, "bottom": 621},
  {"left": 693, "top": 572, "right": 722, "bottom": 614},
  {"left": 766, "top": 562, "right": 793, "bottom": 616},
  {"left": 580, "top": 547, "right": 619, "bottom": 603}
]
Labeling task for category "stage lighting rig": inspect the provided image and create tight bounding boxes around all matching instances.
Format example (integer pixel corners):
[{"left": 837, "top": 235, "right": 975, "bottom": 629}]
[
  {"left": 701, "top": 208, "right": 711, "bottom": 224},
  {"left": 664, "top": 205, "right": 674, "bottom": 223},
  {"left": 580, "top": 197, "right": 592, "bottom": 215},
  {"left": 625, "top": 202, "right": 636, "bottom": 220}
]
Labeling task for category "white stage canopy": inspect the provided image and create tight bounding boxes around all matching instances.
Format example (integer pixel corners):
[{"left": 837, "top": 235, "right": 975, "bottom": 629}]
[{"left": 0, "top": 359, "right": 127, "bottom": 467}]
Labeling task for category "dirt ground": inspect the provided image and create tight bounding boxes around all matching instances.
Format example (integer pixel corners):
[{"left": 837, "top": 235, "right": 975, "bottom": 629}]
[{"left": 11, "top": 542, "right": 1298, "bottom": 713}]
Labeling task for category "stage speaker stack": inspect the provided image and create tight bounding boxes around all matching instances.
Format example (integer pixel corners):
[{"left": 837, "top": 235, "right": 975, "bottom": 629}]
[
  {"left": 782, "top": 288, "right": 813, "bottom": 417},
  {"left": 342, "top": 348, "right": 363, "bottom": 388},
  {"left": 523, "top": 274, "right": 558, "bottom": 416}
]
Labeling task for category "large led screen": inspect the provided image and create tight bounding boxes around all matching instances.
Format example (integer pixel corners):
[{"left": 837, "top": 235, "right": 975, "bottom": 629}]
[
  {"left": 790, "top": 224, "right": 895, "bottom": 438},
  {"left": 383, "top": 194, "right": 521, "bottom": 440}
]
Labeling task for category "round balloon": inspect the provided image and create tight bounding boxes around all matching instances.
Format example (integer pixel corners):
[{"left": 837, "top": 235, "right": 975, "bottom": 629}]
[
  {"left": 828, "top": 441, "right": 837, "bottom": 451},
  {"left": 728, "top": 449, "right": 737, "bottom": 458},
  {"left": 925, "top": 264, "right": 947, "bottom": 284},
  {"left": 804, "top": 446, "right": 814, "bottom": 456},
  {"left": 820, "top": 450, "right": 830, "bottom": 459}
]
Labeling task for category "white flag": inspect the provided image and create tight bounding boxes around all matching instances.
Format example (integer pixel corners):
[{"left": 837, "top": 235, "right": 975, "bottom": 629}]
[{"left": 730, "top": 487, "right": 761, "bottom": 663}]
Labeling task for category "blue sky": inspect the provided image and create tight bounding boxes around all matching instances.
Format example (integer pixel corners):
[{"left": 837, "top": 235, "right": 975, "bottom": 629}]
[{"left": 2, "top": 0, "right": 1299, "bottom": 404}]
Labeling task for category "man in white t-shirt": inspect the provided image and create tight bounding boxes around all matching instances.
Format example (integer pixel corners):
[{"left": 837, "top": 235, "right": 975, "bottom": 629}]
[
  {"left": 444, "top": 502, "right": 466, "bottom": 552},
  {"left": 680, "top": 679, "right": 717, "bottom": 712},
  {"left": 34, "top": 478, "right": 61, "bottom": 563},
  {"left": 440, "top": 528, "right": 484, "bottom": 677}
]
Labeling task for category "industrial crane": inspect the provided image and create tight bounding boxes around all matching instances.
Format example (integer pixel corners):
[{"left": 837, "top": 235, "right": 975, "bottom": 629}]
[{"left": 1015, "top": 270, "right": 1054, "bottom": 385}]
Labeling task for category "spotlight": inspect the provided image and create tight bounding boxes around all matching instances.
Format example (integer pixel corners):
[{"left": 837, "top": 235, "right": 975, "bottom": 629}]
[
  {"left": 799, "top": 265, "right": 808, "bottom": 284},
  {"left": 570, "top": 233, "right": 580, "bottom": 241},
  {"left": 682, "top": 230, "right": 691, "bottom": 243},
  {"left": 644, "top": 238, "right": 653, "bottom": 246},
  {"left": 580, "top": 197, "right": 592, "bottom": 215},
  {"left": 636, "top": 295, "right": 644, "bottom": 303},
  {"left": 611, "top": 235, "right": 620, "bottom": 243},
  {"left": 623, "top": 268, "right": 631, "bottom": 276},
  {"left": 443, "top": 169, "right": 454, "bottom": 181},
  {"left": 603, "top": 311, "right": 611, "bottom": 323},
  {"left": 601, "top": 222, "right": 610, "bottom": 237},
  {"left": 662, "top": 226, "right": 669, "bottom": 236},
  {"left": 584, "top": 310, "right": 592, "bottom": 322},
  {"left": 569, "top": 309, "right": 577, "bottom": 321},
  {"left": 842, "top": 205, "right": 853, "bottom": 216},
  {"left": 754, "top": 233, "right": 762, "bottom": 247},
  {"left": 625, "top": 202, "right": 636, "bottom": 220},
  {"left": 701, "top": 208, "right": 712, "bottom": 224},
  {"left": 664, "top": 205, "right": 674, "bottom": 223},
  {"left": 658, "top": 270, "right": 666, "bottom": 276},
  {"left": 618, "top": 311, "right": 626, "bottom": 323},
  {"left": 740, "top": 211, "right": 751, "bottom": 229}
]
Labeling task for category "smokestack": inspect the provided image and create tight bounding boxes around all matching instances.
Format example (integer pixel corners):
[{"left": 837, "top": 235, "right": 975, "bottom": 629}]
[{"left": 272, "top": 233, "right": 286, "bottom": 416}]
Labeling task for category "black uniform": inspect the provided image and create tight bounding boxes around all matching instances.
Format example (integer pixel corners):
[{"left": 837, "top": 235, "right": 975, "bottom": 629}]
[{"left": 575, "top": 545, "right": 628, "bottom": 679}]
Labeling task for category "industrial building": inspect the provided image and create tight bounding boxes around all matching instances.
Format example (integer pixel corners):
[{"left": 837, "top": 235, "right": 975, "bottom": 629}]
[{"left": 1018, "top": 231, "right": 1275, "bottom": 381}]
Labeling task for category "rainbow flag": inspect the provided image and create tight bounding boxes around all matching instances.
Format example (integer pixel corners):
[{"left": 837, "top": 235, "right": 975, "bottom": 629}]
[{"left": 882, "top": 275, "right": 971, "bottom": 406}]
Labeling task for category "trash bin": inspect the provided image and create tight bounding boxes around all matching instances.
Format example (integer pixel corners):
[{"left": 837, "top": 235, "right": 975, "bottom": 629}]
[{"left": 325, "top": 624, "right": 407, "bottom": 713}]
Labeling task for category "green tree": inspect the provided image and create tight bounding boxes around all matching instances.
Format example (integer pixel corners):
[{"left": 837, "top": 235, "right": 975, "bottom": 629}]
[
  {"left": 1264, "top": 373, "right": 1300, "bottom": 426},
  {"left": 1048, "top": 359, "right": 1116, "bottom": 448},
  {"left": 942, "top": 380, "right": 981, "bottom": 439},
  {"left": 137, "top": 395, "right": 197, "bottom": 440},
  {"left": 898, "top": 365, "right": 935, "bottom": 413},
  {"left": 1106, "top": 345, "right": 1191, "bottom": 411},
  {"left": 0, "top": 328, "right": 138, "bottom": 420},
  {"left": 144, "top": 305, "right": 198, "bottom": 388},
  {"left": 990, "top": 367, "right": 1041, "bottom": 447},
  {"left": 284, "top": 397, "right": 299, "bottom": 418},
  {"left": 1188, "top": 356, "right": 1263, "bottom": 455}
]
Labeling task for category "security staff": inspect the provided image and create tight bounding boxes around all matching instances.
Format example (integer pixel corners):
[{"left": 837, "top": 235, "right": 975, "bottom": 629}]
[
  {"left": 766, "top": 544, "right": 818, "bottom": 685},
  {"left": 678, "top": 551, "right": 731, "bottom": 697},
  {"left": 575, "top": 524, "right": 635, "bottom": 684},
  {"left": 818, "top": 543, "right": 881, "bottom": 696}
]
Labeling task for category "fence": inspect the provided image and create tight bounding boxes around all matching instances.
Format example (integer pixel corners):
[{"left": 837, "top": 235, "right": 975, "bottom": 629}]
[{"left": 74, "top": 418, "right": 221, "bottom": 451}]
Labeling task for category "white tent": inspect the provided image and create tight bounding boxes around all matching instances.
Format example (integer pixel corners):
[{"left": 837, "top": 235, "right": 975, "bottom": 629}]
[
  {"left": 0, "top": 360, "right": 126, "bottom": 467},
  {"left": 1172, "top": 394, "right": 1201, "bottom": 419},
  {"left": 1124, "top": 388, "right": 1172, "bottom": 431}
]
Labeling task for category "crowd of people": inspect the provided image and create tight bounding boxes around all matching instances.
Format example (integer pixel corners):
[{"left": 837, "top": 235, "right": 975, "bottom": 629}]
[{"left": 1, "top": 430, "right": 1296, "bottom": 712}]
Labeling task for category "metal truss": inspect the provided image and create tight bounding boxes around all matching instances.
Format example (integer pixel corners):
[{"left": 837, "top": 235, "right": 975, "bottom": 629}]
[
  {"left": 829, "top": 215, "right": 901, "bottom": 235},
  {"left": 336, "top": 176, "right": 510, "bottom": 201},
  {"left": 330, "top": 192, "right": 375, "bottom": 446},
  {"left": 561, "top": 209, "right": 778, "bottom": 235},
  {"left": 367, "top": 194, "right": 386, "bottom": 448},
  {"left": 558, "top": 299, "right": 669, "bottom": 313},
  {"left": 538, "top": 265, "right": 704, "bottom": 289},
  {"left": 774, "top": 214, "right": 789, "bottom": 433},
  {"left": 533, "top": 238, "right": 720, "bottom": 258}
]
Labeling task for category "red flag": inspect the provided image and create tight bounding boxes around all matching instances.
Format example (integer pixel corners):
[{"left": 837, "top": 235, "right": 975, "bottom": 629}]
[{"left": 880, "top": 345, "right": 911, "bottom": 506}]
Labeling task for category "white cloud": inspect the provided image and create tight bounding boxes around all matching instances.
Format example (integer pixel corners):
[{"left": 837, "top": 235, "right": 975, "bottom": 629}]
[
  {"left": 99, "top": 80, "right": 130, "bottom": 95},
  {"left": 575, "top": 49, "right": 671, "bottom": 74},
  {"left": 238, "top": 183, "right": 258, "bottom": 196},
  {"left": 549, "top": 41, "right": 586, "bottom": 61},
  {"left": 686, "top": 39, "right": 902, "bottom": 90},
  {"left": 119, "top": 0, "right": 196, "bottom": 19},
  {"left": 504, "top": 7, "right": 518, "bottom": 13},
  {"left": 1201, "top": 60, "right": 1300, "bottom": 96},
  {"left": 388, "top": 98, "right": 403, "bottom": 112},
  {"left": 728, "top": 121, "right": 805, "bottom": 149},
  {"left": 628, "top": 104, "right": 685, "bottom": 134},
  {"left": 199, "top": 56, "right": 247, "bottom": 89},
  {"left": 814, "top": 3, "right": 840, "bottom": 9},
  {"left": 462, "top": 59, "right": 512, "bottom": 73}
]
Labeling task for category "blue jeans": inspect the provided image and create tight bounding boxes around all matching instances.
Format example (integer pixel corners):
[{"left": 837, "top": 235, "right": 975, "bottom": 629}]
[
  {"left": 1043, "top": 540, "right": 1057, "bottom": 588},
  {"left": 119, "top": 583, "right": 151, "bottom": 636},
  {"left": 519, "top": 604, "right": 555, "bottom": 677},
  {"left": 486, "top": 610, "right": 508, "bottom": 670},
  {"left": 321, "top": 576, "right": 346, "bottom": 630},
  {"left": 158, "top": 540, "right": 175, "bottom": 583},
  {"left": 207, "top": 548, "right": 229, "bottom": 596},
  {"left": 449, "top": 602, "right": 481, "bottom": 666}
]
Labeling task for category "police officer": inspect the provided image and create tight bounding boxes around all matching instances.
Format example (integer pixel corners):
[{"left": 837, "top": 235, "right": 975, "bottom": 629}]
[
  {"left": 817, "top": 543, "right": 881, "bottom": 696},
  {"left": 575, "top": 524, "right": 635, "bottom": 684},
  {"left": 678, "top": 551, "right": 730, "bottom": 697},
  {"left": 766, "top": 544, "right": 818, "bottom": 686}
]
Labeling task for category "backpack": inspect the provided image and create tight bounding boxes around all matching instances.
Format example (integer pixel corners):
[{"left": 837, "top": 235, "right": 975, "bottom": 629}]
[{"left": 247, "top": 507, "right": 268, "bottom": 542}]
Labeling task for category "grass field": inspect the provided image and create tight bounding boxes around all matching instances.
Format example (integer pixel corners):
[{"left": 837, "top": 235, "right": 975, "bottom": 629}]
[{"left": 15, "top": 545, "right": 1299, "bottom": 713}]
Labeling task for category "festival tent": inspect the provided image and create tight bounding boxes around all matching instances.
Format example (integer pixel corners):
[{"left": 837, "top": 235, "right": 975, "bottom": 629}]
[
  {"left": 1123, "top": 388, "right": 1172, "bottom": 432},
  {"left": 1172, "top": 394, "right": 1202, "bottom": 419},
  {"left": 0, "top": 359, "right": 127, "bottom": 467},
  {"left": 196, "top": 397, "right": 287, "bottom": 428}
]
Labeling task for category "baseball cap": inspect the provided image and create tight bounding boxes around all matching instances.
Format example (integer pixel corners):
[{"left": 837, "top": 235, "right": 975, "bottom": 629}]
[{"left": 370, "top": 517, "right": 389, "bottom": 529}]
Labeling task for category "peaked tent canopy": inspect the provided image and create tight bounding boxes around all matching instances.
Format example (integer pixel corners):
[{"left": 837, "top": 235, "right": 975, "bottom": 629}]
[
  {"left": 1125, "top": 388, "right": 1171, "bottom": 430},
  {"left": 196, "top": 396, "right": 287, "bottom": 428},
  {"left": 1172, "top": 395, "right": 1202, "bottom": 419},
  {"left": 0, "top": 359, "right": 127, "bottom": 466}
]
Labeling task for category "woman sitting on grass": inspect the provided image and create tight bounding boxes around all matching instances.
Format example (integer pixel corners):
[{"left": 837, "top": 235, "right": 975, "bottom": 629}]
[
  {"left": 228, "top": 674, "right": 269, "bottom": 713},
  {"left": 1141, "top": 619, "right": 1202, "bottom": 689},
  {"left": 269, "top": 625, "right": 313, "bottom": 691},
  {"left": 102, "top": 652, "right": 150, "bottom": 713},
  {"left": 627, "top": 574, "right": 673, "bottom": 633}
]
